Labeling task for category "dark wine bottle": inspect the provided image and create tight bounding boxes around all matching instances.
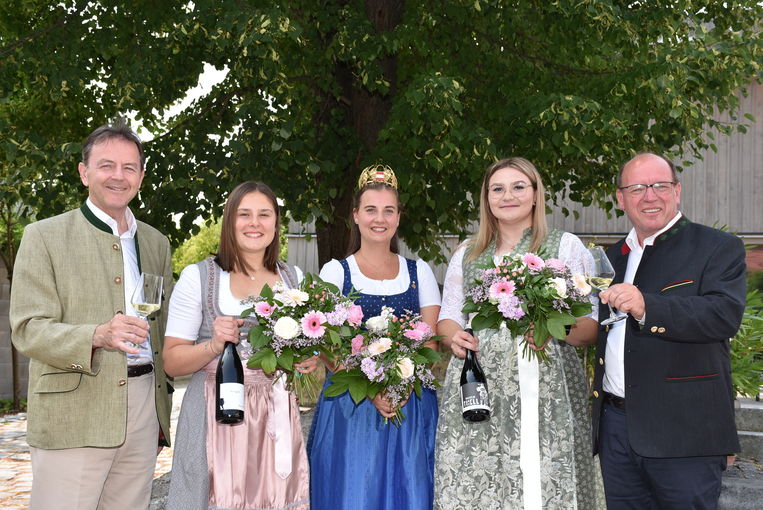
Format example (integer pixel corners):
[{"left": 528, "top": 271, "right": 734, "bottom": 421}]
[
  {"left": 460, "top": 328, "right": 490, "bottom": 422},
  {"left": 215, "top": 341, "right": 244, "bottom": 424}
]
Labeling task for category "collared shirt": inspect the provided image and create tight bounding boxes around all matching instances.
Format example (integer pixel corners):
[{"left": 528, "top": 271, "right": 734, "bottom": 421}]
[
  {"left": 603, "top": 212, "right": 683, "bottom": 397},
  {"left": 85, "top": 199, "right": 153, "bottom": 366}
]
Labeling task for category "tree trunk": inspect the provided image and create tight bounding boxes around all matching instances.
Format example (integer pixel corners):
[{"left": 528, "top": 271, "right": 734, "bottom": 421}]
[{"left": 315, "top": 0, "right": 403, "bottom": 267}]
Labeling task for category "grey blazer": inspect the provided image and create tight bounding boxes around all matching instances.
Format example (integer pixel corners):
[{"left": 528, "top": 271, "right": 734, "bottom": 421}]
[{"left": 10, "top": 205, "right": 173, "bottom": 449}]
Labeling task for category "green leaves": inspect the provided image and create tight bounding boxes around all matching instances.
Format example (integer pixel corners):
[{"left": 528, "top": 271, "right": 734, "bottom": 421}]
[
  {"left": 2, "top": 0, "right": 761, "bottom": 267},
  {"left": 248, "top": 347, "right": 277, "bottom": 374},
  {"left": 324, "top": 370, "right": 374, "bottom": 404}
]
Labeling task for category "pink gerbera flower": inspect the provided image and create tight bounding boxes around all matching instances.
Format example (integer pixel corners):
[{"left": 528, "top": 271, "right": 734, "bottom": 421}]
[
  {"left": 254, "top": 302, "right": 275, "bottom": 317},
  {"left": 522, "top": 253, "right": 545, "bottom": 271},
  {"left": 301, "top": 310, "right": 327, "bottom": 338},
  {"left": 489, "top": 280, "right": 516, "bottom": 299}
]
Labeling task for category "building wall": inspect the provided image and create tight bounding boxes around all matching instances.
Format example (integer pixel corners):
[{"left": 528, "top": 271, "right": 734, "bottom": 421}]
[{"left": 0, "top": 264, "right": 29, "bottom": 400}]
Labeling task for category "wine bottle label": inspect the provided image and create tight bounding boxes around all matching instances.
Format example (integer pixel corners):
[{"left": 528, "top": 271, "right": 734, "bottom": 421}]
[
  {"left": 219, "top": 383, "right": 245, "bottom": 411},
  {"left": 461, "top": 382, "right": 491, "bottom": 412}
]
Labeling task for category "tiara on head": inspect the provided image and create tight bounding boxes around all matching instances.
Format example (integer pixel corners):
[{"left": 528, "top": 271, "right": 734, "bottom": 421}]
[{"left": 357, "top": 164, "right": 398, "bottom": 190}]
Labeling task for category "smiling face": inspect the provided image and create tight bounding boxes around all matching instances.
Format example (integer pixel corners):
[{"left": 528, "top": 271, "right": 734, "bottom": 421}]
[
  {"left": 353, "top": 188, "right": 401, "bottom": 246},
  {"left": 616, "top": 154, "right": 681, "bottom": 243},
  {"left": 486, "top": 167, "right": 535, "bottom": 228},
  {"left": 234, "top": 191, "right": 277, "bottom": 255},
  {"left": 78, "top": 137, "right": 144, "bottom": 220}
]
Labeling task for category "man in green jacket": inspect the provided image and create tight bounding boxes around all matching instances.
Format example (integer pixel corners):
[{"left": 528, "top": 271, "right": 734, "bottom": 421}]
[{"left": 10, "top": 120, "right": 173, "bottom": 510}]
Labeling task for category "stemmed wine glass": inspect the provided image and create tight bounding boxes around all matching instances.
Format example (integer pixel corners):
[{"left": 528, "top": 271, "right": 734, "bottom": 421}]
[
  {"left": 129, "top": 273, "right": 164, "bottom": 348},
  {"left": 586, "top": 245, "right": 626, "bottom": 326}
]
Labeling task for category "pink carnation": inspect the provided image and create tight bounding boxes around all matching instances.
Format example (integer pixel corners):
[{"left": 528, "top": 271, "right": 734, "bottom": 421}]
[
  {"left": 300, "top": 310, "right": 327, "bottom": 338},
  {"left": 351, "top": 334, "right": 365, "bottom": 354},
  {"left": 414, "top": 321, "right": 432, "bottom": 336},
  {"left": 347, "top": 304, "right": 364, "bottom": 326},
  {"left": 545, "top": 258, "right": 567, "bottom": 271},
  {"left": 404, "top": 328, "right": 425, "bottom": 341},
  {"left": 254, "top": 301, "right": 275, "bottom": 317},
  {"left": 489, "top": 280, "right": 516, "bottom": 299},
  {"left": 522, "top": 253, "right": 545, "bottom": 271}
]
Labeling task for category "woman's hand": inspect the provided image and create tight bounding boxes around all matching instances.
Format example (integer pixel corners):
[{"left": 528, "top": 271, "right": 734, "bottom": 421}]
[
  {"left": 210, "top": 316, "right": 243, "bottom": 355},
  {"left": 294, "top": 354, "right": 319, "bottom": 374},
  {"left": 524, "top": 326, "right": 551, "bottom": 352},
  {"left": 371, "top": 392, "right": 408, "bottom": 419},
  {"left": 449, "top": 329, "right": 479, "bottom": 359}
]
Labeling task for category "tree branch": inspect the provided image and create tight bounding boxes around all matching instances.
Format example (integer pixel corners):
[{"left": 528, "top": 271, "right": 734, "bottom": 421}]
[{"left": 146, "top": 85, "right": 254, "bottom": 144}]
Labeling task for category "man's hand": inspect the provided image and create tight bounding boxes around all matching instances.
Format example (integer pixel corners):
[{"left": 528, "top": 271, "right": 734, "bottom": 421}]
[
  {"left": 600, "top": 283, "right": 646, "bottom": 321},
  {"left": 93, "top": 313, "right": 150, "bottom": 354}
]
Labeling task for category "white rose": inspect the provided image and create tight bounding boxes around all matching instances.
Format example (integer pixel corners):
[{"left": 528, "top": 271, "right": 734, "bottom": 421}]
[
  {"left": 367, "top": 337, "right": 392, "bottom": 355},
  {"left": 397, "top": 357, "right": 414, "bottom": 379},
  {"left": 365, "top": 315, "right": 388, "bottom": 334},
  {"left": 572, "top": 273, "right": 592, "bottom": 296},
  {"left": 273, "top": 316, "right": 301, "bottom": 339},
  {"left": 550, "top": 277, "right": 567, "bottom": 298}
]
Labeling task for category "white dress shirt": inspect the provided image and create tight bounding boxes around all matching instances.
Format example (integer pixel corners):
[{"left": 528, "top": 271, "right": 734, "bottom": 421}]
[
  {"left": 603, "top": 212, "right": 683, "bottom": 397},
  {"left": 85, "top": 198, "right": 153, "bottom": 366}
]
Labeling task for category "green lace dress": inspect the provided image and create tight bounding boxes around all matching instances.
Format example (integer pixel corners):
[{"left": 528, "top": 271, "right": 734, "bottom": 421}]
[{"left": 434, "top": 229, "right": 606, "bottom": 510}]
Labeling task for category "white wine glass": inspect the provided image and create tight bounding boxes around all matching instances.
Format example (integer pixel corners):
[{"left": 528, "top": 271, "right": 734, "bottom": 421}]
[
  {"left": 129, "top": 273, "right": 164, "bottom": 348},
  {"left": 586, "top": 245, "right": 626, "bottom": 326}
]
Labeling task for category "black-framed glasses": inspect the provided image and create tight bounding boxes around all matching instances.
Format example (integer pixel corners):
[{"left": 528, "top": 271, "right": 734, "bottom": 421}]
[{"left": 618, "top": 181, "right": 676, "bottom": 197}]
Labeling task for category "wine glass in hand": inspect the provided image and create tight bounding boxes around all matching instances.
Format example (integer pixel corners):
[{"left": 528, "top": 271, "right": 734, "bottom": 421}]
[
  {"left": 586, "top": 245, "right": 626, "bottom": 326},
  {"left": 129, "top": 273, "right": 164, "bottom": 348}
]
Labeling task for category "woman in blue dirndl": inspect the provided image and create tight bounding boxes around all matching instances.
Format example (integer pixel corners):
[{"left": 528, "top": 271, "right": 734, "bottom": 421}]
[{"left": 307, "top": 164, "right": 441, "bottom": 509}]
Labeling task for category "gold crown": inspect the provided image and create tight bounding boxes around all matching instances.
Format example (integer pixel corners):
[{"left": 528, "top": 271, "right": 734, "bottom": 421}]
[{"left": 357, "top": 164, "right": 398, "bottom": 190}]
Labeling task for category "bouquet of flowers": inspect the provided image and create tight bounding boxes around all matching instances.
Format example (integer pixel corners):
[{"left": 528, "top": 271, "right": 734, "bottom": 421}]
[
  {"left": 463, "top": 252, "right": 593, "bottom": 363},
  {"left": 324, "top": 306, "right": 442, "bottom": 425},
  {"left": 242, "top": 273, "right": 363, "bottom": 401}
]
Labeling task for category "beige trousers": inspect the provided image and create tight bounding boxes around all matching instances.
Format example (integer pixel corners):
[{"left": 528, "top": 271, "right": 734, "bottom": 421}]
[{"left": 30, "top": 371, "right": 159, "bottom": 510}]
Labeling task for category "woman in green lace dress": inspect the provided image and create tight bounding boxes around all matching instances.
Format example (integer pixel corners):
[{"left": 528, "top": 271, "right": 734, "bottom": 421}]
[{"left": 434, "top": 157, "right": 606, "bottom": 509}]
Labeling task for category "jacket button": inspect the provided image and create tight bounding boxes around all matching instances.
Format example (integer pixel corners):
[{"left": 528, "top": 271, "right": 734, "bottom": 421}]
[
  {"left": 118, "top": 379, "right": 127, "bottom": 386},
  {"left": 112, "top": 243, "right": 120, "bottom": 251},
  {"left": 598, "top": 358, "right": 604, "bottom": 365},
  {"left": 650, "top": 326, "right": 658, "bottom": 333},
  {"left": 593, "top": 391, "right": 600, "bottom": 398},
  {"left": 114, "top": 276, "right": 122, "bottom": 285},
  {"left": 658, "top": 327, "right": 666, "bottom": 333}
]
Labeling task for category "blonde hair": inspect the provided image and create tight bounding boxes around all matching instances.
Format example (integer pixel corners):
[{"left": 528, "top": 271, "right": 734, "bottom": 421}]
[{"left": 465, "top": 157, "right": 548, "bottom": 263}]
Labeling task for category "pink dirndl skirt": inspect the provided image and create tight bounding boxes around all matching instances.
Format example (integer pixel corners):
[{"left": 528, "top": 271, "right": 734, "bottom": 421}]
[{"left": 202, "top": 361, "right": 309, "bottom": 510}]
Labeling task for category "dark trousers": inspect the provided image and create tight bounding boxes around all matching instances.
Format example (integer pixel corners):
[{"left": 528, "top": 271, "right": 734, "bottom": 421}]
[{"left": 599, "top": 401, "right": 726, "bottom": 510}]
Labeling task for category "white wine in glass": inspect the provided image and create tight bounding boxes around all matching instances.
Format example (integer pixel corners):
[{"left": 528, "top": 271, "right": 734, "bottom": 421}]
[
  {"left": 586, "top": 245, "right": 626, "bottom": 326},
  {"left": 129, "top": 273, "right": 164, "bottom": 348}
]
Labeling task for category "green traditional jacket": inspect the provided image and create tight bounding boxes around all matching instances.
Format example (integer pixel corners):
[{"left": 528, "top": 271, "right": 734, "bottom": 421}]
[{"left": 10, "top": 205, "right": 173, "bottom": 449}]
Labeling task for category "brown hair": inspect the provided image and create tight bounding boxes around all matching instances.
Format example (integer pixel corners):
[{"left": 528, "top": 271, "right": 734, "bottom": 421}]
[
  {"left": 346, "top": 182, "right": 401, "bottom": 255},
  {"left": 215, "top": 181, "right": 281, "bottom": 275},
  {"left": 82, "top": 118, "right": 146, "bottom": 169},
  {"left": 465, "top": 157, "right": 548, "bottom": 263}
]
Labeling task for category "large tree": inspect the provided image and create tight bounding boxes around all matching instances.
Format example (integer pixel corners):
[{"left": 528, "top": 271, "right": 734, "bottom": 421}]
[{"left": 1, "top": 0, "right": 761, "bottom": 268}]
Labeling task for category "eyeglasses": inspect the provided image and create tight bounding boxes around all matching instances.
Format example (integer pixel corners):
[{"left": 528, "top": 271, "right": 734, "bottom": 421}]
[
  {"left": 618, "top": 181, "right": 676, "bottom": 197},
  {"left": 488, "top": 182, "right": 534, "bottom": 199}
]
